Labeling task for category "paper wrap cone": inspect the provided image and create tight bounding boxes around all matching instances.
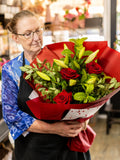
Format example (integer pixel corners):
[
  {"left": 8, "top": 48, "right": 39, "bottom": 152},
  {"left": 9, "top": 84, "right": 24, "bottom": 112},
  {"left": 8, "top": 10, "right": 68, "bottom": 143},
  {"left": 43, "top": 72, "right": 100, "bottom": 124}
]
[
  {"left": 25, "top": 41, "right": 120, "bottom": 153},
  {"left": 26, "top": 41, "right": 120, "bottom": 121}
]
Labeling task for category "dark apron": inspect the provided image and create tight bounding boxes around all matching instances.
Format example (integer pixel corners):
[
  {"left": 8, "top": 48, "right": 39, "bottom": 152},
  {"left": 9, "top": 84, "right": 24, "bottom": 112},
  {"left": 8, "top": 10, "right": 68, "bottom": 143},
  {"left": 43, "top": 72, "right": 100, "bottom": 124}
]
[{"left": 15, "top": 54, "right": 91, "bottom": 160}]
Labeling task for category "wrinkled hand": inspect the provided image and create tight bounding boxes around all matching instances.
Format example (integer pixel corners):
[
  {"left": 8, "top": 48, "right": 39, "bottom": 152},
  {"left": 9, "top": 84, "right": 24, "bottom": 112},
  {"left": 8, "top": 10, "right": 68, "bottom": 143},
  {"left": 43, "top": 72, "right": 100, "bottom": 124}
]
[{"left": 51, "top": 120, "right": 89, "bottom": 137}]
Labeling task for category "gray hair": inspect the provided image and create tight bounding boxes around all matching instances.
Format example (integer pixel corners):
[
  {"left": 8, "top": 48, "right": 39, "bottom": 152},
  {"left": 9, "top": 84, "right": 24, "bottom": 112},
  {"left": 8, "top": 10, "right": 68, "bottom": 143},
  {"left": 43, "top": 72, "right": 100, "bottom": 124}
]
[{"left": 6, "top": 10, "right": 36, "bottom": 34}]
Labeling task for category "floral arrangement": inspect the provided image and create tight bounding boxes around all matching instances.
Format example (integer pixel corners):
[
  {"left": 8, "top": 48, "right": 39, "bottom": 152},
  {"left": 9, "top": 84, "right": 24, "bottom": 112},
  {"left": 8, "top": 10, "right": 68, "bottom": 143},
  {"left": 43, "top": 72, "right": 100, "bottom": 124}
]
[
  {"left": 20, "top": 38, "right": 120, "bottom": 105},
  {"left": 75, "top": 0, "right": 91, "bottom": 20},
  {"left": 63, "top": 0, "right": 91, "bottom": 28},
  {"left": 64, "top": 12, "right": 76, "bottom": 22}
]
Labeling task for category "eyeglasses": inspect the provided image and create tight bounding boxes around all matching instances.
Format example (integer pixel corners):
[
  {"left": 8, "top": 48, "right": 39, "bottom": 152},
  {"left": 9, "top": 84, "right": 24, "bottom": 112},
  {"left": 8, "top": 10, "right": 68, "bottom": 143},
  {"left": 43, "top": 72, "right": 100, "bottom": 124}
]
[{"left": 15, "top": 28, "right": 43, "bottom": 39}]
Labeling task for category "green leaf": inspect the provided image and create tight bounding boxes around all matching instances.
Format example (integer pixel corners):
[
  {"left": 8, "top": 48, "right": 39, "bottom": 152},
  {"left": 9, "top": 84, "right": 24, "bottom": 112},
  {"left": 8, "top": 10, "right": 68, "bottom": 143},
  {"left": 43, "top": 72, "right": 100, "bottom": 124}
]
[
  {"left": 46, "top": 62, "right": 51, "bottom": 69},
  {"left": 20, "top": 66, "right": 28, "bottom": 72},
  {"left": 73, "top": 92, "right": 86, "bottom": 102},
  {"left": 108, "top": 78, "right": 117, "bottom": 89},
  {"left": 86, "top": 75, "right": 97, "bottom": 84},
  {"left": 61, "top": 80, "right": 67, "bottom": 90},
  {"left": 48, "top": 72, "right": 56, "bottom": 82},
  {"left": 33, "top": 63, "right": 38, "bottom": 69},
  {"left": 98, "top": 84, "right": 105, "bottom": 89},
  {"left": 110, "top": 77, "right": 117, "bottom": 83},
  {"left": 36, "top": 71, "right": 51, "bottom": 81},
  {"left": 32, "top": 72, "right": 38, "bottom": 79},
  {"left": 83, "top": 98, "right": 88, "bottom": 103},
  {"left": 73, "top": 61, "right": 80, "bottom": 69},
  {"left": 49, "top": 87, "right": 56, "bottom": 91},
  {"left": 86, "top": 77, "right": 97, "bottom": 84},
  {"left": 97, "top": 79, "right": 102, "bottom": 84},
  {"left": 97, "top": 78, "right": 104, "bottom": 84},
  {"left": 26, "top": 70, "right": 33, "bottom": 74},
  {"left": 104, "top": 75, "right": 112, "bottom": 80},
  {"left": 41, "top": 89, "right": 46, "bottom": 96},
  {"left": 24, "top": 65, "right": 33, "bottom": 69},
  {"left": 85, "top": 49, "right": 99, "bottom": 64},
  {"left": 37, "top": 63, "right": 42, "bottom": 68},
  {"left": 87, "top": 96, "right": 96, "bottom": 102},
  {"left": 85, "top": 84, "right": 94, "bottom": 94},
  {"left": 64, "top": 44, "right": 68, "bottom": 50},
  {"left": 61, "top": 49, "right": 74, "bottom": 55},
  {"left": 42, "top": 59, "right": 47, "bottom": 64},
  {"left": 69, "top": 37, "right": 88, "bottom": 46},
  {"left": 69, "top": 79, "right": 77, "bottom": 86},
  {"left": 38, "top": 87, "right": 46, "bottom": 92},
  {"left": 34, "top": 79, "right": 41, "bottom": 84},
  {"left": 108, "top": 83, "right": 115, "bottom": 89},
  {"left": 115, "top": 82, "right": 120, "bottom": 88},
  {"left": 56, "top": 77, "right": 60, "bottom": 83},
  {"left": 74, "top": 45, "right": 83, "bottom": 57},
  {"left": 36, "top": 58, "right": 42, "bottom": 64},
  {"left": 54, "top": 89, "right": 60, "bottom": 95},
  {"left": 83, "top": 50, "right": 93, "bottom": 56},
  {"left": 53, "top": 59, "right": 68, "bottom": 68},
  {"left": 78, "top": 47, "right": 85, "bottom": 59},
  {"left": 81, "top": 69, "right": 87, "bottom": 82},
  {"left": 25, "top": 74, "right": 31, "bottom": 80},
  {"left": 64, "top": 54, "right": 69, "bottom": 65}
]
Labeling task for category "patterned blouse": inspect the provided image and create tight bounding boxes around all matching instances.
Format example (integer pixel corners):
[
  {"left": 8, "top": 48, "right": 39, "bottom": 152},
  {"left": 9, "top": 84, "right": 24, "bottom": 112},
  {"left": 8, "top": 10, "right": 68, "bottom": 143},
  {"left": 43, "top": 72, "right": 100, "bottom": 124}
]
[{"left": 2, "top": 52, "right": 35, "bottom": 140}]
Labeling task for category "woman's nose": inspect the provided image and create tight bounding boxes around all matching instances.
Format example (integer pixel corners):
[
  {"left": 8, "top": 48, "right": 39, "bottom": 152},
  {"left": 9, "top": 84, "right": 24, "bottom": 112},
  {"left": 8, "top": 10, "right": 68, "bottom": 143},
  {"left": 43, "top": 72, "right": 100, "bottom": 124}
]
[{"left": 33, "top": 32, "right": 39, "bottom": 40}]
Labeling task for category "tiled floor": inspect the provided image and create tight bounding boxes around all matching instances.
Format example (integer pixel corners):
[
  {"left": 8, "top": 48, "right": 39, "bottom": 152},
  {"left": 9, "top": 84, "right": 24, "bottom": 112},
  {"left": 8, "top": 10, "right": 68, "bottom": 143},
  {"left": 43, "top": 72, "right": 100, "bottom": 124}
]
[{"left": 90, "top": 117, "right": 120, "bottom": 160}]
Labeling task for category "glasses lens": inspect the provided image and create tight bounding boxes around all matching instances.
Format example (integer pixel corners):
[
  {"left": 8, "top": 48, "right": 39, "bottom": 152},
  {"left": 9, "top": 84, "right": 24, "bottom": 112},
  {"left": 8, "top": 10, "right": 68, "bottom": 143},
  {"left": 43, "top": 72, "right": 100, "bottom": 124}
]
[
  {"left": 23, "top": 28, "right": 43, "bottom": 39},
  {"left": 24, "top": 32, "right": 32, "bottom": 39},
  {"left": 35, "top": 29, "right": 43, "bottom": 36}
]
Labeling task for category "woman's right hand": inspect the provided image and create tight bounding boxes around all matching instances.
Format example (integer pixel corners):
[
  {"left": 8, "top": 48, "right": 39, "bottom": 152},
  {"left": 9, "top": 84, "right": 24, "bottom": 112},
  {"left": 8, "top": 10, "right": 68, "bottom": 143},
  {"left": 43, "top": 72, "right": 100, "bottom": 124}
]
[
  {"left": 28, "top": 119, "right": 88, "bottom": 138},
  {"left": 50, "top": 120, "right": 87, "bottom": 137}
]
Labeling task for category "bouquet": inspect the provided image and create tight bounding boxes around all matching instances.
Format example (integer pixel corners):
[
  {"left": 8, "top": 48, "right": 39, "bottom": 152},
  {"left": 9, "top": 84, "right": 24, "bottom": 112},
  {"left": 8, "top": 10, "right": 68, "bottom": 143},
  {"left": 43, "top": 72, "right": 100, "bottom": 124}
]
[{"left": 20, "top": 38, "right": 120, "bottom": 152}]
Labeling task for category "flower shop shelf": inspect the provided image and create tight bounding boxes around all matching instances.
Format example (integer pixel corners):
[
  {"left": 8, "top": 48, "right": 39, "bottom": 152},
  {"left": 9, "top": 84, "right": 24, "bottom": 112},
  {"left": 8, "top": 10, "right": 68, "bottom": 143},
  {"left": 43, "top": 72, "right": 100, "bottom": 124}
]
[
  {"left": 0, "top": 102, "right": 9, "bottom": 143},
  {"left": 0, "top": 119, "right": 9, "bottom": 143}
]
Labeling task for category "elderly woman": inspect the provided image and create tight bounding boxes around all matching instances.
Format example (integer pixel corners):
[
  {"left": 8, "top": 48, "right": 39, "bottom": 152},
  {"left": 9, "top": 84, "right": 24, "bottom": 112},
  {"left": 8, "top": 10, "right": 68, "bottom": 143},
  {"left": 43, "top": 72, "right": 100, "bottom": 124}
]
[{"left": 2, "top": 10, "right": 91, "bottom": 160}]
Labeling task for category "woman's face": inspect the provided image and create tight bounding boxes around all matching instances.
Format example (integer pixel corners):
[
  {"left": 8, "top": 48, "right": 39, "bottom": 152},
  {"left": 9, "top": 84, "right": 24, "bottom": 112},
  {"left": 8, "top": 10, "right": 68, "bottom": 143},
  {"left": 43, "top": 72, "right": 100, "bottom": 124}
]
[{"left": 15, "top": 16, "right": 43, "bottom": 54}]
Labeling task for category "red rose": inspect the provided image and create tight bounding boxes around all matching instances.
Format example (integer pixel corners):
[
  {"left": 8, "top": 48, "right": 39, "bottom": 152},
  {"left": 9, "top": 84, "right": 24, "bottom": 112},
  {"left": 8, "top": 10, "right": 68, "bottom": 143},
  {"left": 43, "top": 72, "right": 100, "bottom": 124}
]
[
  {"left": 53, "top": 90, "right": 72, "bottom": 104},
  {"left": 86, "top": 61, "right": 103, "bottom": 74},
  {"left": 85, "top": 0, "right": 91, "bottom": 5},
  {"left": 76, "top": 7, "right": 79, "bottom": 12},
  {"left": 60, "top": 68, "right": 80, "bottom": 80}
]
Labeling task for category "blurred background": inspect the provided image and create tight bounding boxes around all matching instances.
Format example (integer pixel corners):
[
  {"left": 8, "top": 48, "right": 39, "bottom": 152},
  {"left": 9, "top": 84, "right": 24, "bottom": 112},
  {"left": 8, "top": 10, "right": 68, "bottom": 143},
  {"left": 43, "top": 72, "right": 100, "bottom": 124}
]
[{"left": 0, "top": 0, "right": 120, "bottom": 160}]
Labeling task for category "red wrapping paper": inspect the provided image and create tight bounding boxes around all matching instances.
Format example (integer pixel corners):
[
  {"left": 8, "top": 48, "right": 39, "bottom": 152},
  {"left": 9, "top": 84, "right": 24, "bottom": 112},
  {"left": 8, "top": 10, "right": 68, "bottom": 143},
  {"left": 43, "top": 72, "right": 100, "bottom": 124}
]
[
  {"left": 67, "top": 125, "right": 96, "bottom": 152},
  {"left": 25, "top": 41, "right": 120, "bottom": 152},
  {"left": 26, "top": 41, "right": 120, "bottom": 121}
]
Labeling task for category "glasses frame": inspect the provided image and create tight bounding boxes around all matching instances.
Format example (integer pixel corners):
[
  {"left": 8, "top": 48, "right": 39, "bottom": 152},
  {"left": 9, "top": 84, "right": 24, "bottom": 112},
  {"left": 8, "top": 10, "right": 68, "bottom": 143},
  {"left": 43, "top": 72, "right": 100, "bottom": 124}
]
[{"left": 15, "top": 28, "right": 43, "bottom": 39}]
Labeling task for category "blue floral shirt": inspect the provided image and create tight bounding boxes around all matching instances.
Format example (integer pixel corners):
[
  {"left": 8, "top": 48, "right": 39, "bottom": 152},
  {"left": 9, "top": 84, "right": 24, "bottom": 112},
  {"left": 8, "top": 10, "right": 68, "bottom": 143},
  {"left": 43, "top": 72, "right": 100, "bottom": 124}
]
[{"left": 2, "top": 52, "right": 36, "bottom": 140}]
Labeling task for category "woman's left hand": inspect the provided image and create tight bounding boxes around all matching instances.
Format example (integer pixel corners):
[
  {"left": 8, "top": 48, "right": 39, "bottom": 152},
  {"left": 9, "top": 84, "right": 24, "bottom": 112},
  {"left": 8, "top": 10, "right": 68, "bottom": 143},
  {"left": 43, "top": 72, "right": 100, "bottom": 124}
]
[{"left": 66, "top": 119, "right": 89, "bottom": 131}]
